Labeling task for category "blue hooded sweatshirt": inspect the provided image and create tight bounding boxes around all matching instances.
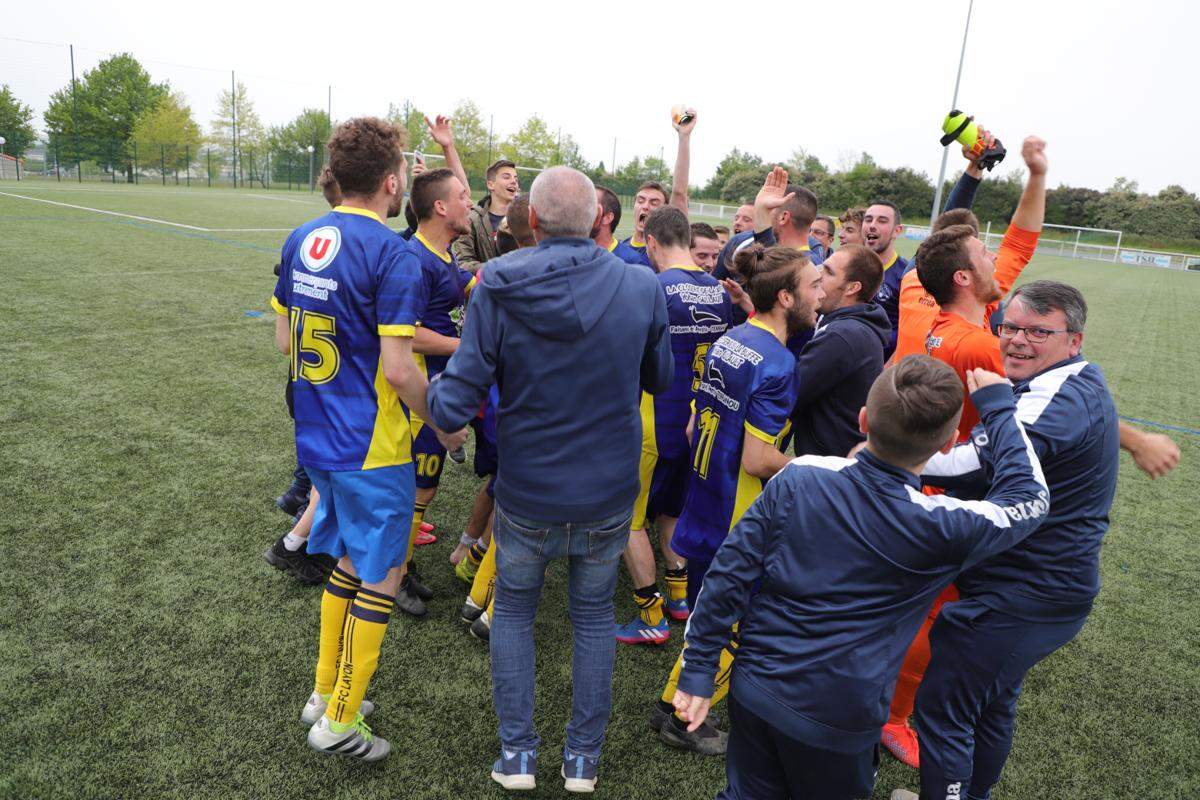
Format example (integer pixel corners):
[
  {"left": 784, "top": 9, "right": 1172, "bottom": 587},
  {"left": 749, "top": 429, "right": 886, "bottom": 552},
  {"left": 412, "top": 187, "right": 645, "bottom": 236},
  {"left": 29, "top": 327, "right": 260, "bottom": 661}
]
[
  {"left": 426, "top": 237, "right": 673, "bottom": 523},
  {"left": 791, "top": 302, "right": 891, "bottom": 458}
]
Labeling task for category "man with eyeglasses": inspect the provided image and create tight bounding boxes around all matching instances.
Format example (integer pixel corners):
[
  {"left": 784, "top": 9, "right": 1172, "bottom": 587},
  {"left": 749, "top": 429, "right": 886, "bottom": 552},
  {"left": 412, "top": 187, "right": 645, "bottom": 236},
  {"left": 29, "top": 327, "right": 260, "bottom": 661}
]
[{"left": 891, "top": 280, "right": 1119, "bottom": 800}]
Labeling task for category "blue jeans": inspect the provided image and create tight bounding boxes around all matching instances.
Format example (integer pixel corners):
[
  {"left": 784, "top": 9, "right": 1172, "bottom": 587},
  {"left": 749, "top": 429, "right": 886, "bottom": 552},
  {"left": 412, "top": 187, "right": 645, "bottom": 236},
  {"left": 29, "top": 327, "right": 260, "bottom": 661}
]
[{"left": 490, "top": 503, "right": 632, "bottom": 758}]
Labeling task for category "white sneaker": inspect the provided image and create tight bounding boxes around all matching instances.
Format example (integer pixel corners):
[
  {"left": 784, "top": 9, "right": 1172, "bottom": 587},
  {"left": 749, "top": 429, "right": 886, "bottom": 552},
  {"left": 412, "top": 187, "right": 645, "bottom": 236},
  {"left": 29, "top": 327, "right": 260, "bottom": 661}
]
[
  {"left": 299, "top": 690, "right": 374, "bottom": 726},
  {"left": 890, "top": 790, "right": 919, "bottom": 800},
  {"left": 306, "top": 714, "right": 389, "bottom": 761}
]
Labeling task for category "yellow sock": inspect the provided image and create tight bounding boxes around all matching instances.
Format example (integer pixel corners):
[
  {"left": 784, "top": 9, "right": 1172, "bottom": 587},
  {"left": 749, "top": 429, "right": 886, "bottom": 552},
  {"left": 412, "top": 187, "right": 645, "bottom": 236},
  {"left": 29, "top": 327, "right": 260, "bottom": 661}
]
[
  {"left": 664, "top": 568, "right": 688, "bottom": 604},
  {"left": 469, "top": 539, "right": 497, "bottom": 609},
  {"left": 326, "top": 587, "right": 394, "bottom": 726},
  {"left": 659, "top": 631, "right": 738, "bottom": 712},
  {"left": 660, "top": 649, "right": 684, "bottom": 705},
  {"left": 405, "top": 500, "right": 429, "bottom": 562},
  {"left": 467, "top": 541, "right": 487, "bottom": 566},
  {"left": 635, "top": 590, "right": 665, "bottom": 626},
  {"left": 485, "top": 587, "right": 494, "bottom": 619},
  {"left": 314, "top": 566, "right": 361, "bottom": 696}
]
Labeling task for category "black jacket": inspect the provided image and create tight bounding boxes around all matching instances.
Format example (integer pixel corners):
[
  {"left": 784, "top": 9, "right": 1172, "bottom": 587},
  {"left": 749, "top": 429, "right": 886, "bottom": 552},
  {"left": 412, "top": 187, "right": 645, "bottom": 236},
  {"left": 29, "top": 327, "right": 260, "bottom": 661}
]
[{"left": 791, "top": 303, "right": 890, "bottom": 457}]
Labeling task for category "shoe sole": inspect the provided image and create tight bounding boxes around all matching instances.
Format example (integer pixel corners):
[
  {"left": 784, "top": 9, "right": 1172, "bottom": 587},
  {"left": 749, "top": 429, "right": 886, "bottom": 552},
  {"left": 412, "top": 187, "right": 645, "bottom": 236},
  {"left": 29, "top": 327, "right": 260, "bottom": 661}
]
[
  {"left": 491, "top": 771, "right": 535, "bottom": 790},
  {"left": 666, "top": 609, "right": 690, "bottom": 621},
  {"left": 561, "top": 765, "right": 596, "bottom": 793},
  {"left": 616, "top": 633, "right": 669, "bottom": 645},
  {"left": 307, "top": 731, "right": 390, "bottom": 762}
]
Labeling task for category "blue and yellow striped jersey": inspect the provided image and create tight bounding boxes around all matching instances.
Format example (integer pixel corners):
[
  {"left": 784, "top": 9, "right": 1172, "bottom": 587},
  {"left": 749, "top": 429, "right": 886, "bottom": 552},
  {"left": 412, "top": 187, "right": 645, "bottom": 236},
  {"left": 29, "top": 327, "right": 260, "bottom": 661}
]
[
  {"left": 272, "top": 206, "right": 425, "bottom": 472},
  {"left": 671, "top": 319, "right": 798, "bottom": 562},
  {"left": 410, "top": 231, "right": 472, "bottom": 379},
  {"left": 641, "top": 265, "right": 732, "bottom": 459},
  {"left": 613, "top": 236, "right": 653, "bottom": 269}
]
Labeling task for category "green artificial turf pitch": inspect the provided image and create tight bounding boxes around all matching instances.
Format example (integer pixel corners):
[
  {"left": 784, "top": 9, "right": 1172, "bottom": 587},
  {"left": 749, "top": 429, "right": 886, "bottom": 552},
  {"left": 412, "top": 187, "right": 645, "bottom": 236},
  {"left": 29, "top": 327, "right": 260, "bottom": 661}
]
[{"left": 1, "top": 181, "right": 1198, "bottom": 799}]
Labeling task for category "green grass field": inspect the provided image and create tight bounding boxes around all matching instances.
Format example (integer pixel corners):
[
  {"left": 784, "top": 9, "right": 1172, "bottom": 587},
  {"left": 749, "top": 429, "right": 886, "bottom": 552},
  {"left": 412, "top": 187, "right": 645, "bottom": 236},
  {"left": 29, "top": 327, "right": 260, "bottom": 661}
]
[{"left": 2, "top": 181, "right": 1198, "bottom": 800}]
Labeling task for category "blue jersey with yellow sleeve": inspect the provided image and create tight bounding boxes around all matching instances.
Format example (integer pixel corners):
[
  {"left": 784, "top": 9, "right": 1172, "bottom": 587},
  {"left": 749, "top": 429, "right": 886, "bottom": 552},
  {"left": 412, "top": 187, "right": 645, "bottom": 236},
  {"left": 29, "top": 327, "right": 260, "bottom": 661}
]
[
  {"left": 613, "top": 236, "right": 653, "bottom": 269},
  {"left": 410, "top": 231, "right": 472, "bottom": 379},
  {"left": 671, "top": 319, "right": 798, "bottom": 562},
  {"left": 641, "top": 265, "right": 732, "bottom": 459},
  {"left": 271, "top": 206, "right": 425, "bottom": 472}
]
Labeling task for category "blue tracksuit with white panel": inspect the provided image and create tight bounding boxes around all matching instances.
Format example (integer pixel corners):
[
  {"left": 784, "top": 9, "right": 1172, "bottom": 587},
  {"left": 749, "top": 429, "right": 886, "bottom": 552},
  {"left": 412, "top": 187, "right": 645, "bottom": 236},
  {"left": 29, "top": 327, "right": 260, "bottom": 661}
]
[
  {"left": 676, "top": 382, "right": 1049, "bottom": 798},
  {"left": 915, "top": 355, "right": 1119, "bottom": 800}
]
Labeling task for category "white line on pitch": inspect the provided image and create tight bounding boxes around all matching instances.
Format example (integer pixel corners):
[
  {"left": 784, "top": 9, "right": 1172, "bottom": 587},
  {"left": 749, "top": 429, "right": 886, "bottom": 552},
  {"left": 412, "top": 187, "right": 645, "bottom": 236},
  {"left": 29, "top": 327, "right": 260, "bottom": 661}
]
[{"left": 0, "top": 191, "right": 210, "bottom": 230}]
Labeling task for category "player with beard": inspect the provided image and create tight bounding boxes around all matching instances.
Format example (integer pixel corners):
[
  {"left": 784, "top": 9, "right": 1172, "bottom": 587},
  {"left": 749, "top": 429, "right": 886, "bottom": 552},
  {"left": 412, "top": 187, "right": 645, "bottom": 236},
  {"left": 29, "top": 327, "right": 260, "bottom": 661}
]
[
  {"left": 613, "top": 109, "right": 695, "bottom": 268},
  {"left": 616, "top": 207, "right": 733, "bottom": 647},
  {"left": 651, "top": 244, "right": 825, "bottom": 755},
  {"left": 590, "top": 185, "right": 623, "bottom": 253},
  {"left": 396, "top": 168, "right": 475, "bottom": 617},
  {"left": 861, "top": 201, "right": 906, "bottom": 359}
]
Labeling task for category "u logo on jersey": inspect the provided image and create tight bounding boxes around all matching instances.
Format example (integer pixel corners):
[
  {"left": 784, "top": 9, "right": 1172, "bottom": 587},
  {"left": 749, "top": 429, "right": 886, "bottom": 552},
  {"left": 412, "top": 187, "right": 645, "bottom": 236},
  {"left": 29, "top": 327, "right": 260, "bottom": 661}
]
[{"left": 301, "top": 226, "right": 342, "bottom": 272}]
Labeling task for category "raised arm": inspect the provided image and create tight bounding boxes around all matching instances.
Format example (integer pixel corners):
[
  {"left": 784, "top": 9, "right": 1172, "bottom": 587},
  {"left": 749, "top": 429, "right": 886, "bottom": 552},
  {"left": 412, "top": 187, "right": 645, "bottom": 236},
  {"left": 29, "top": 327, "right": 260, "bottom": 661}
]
[
  {"left": 426, "top": 114, "right": 471, "bottom": 197},
  {"left": 670, "top": 108, "right": 696, "bottom": 212},
  {"left": 1009, "top": 136, "right": 1047, "bottom": 233}
]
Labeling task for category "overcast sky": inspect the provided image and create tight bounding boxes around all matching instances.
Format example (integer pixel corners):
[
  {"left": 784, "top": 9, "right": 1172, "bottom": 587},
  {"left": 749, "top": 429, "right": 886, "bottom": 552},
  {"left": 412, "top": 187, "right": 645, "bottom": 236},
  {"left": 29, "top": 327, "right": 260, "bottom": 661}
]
[{"left": 4, "top": 0, "right": 1197, "bottom": 195}]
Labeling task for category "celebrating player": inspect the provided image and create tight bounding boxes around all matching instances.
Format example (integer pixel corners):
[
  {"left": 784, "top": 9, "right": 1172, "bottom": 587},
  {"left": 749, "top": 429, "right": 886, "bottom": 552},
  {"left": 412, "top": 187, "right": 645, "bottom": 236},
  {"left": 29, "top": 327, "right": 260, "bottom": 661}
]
[
  {"left": 617, "top": 206, "right": 732, "bottom": 646},
  {"left": 690, "top": 222, "right": 723, "bottom": 273},
  {"left": 790, "top": 244, "right": 888, "bottom": 457},
  {"left": 397, "top": 167, "right": 475, "bottom": 616},
  {"left": 652, "top": 243, "right": 824, "bottom": 755},
  {"left": 838, "top": 207, "right": 865, "bottom": 247},
  {"left": 272, "top": 117, "right": 466, "bottom": 761},
  {"left": 613, "top": 109, "right": 695, "bottom": 267},
  {"left": 861, "top": 200, "right": 907, "bottom": 359}
]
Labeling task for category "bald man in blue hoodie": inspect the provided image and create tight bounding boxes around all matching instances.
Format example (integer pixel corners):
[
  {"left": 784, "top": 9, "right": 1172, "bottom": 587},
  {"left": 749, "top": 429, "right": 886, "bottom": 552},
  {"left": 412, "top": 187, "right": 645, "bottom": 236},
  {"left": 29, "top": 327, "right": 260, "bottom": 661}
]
[{"left": 427, "top": 166, "right": 673, "bottom": 794}]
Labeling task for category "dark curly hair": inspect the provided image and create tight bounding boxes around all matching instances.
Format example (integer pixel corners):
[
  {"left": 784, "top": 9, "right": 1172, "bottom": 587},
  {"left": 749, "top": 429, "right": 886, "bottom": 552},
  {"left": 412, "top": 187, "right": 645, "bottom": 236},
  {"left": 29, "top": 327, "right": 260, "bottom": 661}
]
[{"left": 327, "top": 117, "right": 407, "bottom": 198}]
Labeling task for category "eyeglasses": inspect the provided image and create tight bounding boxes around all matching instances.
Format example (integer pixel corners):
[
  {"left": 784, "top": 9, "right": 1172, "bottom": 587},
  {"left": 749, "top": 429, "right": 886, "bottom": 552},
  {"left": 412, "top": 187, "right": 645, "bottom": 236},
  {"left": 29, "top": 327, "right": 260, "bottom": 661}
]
[{"left": 998, "top": 322, "right": 1072, "bottom": 343}]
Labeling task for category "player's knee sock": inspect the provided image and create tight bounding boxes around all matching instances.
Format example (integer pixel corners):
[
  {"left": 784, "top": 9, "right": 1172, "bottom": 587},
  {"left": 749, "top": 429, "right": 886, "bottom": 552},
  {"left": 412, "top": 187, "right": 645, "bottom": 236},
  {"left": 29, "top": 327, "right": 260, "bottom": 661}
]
[
  {"left": 711, "top": 635, "right": 739, "bottom": 708},
  {"left": 405, "top": 500, "right": 429, "bottom": 563},
  {"left": 634, "top": 585, "right": 664, "bottom": 626},
  {"left": 664, "top": 567, "right": 688, "bottom": 604},
  {"left": 469, "top": 540, "right": 497, "bottom": 609},
  {"left": 326, "top": 587, "right": 394, "bottom": 727},
  {"left": 314, "top": 566, "right": 361, "bottom": 697},
  {"left": 660, "top": 650, "right": 684, "bottom": 707},
  {"left": 659, "top": 630, "right": 737, "bottom": 716},
  {"left": 466, "top": 540, "right": 487, "bottom": 566}
]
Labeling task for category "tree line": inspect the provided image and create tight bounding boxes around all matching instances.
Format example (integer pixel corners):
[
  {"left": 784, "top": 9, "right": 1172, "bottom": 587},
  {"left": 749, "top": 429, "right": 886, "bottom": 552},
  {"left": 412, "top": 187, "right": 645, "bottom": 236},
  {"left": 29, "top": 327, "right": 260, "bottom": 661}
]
[{"left": 0, "top": 52, "right": 1197, "bottom": 241}]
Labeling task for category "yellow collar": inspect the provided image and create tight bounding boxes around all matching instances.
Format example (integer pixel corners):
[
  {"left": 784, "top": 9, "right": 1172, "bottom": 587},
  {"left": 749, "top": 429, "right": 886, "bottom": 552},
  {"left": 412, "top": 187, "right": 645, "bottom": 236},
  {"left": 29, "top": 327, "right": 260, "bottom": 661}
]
[
  {"left": 666, "top": 263, "right": 704, "bottom": 272},
  {"left": 882, "top": 251, "right": 899, "bottom": 271},
  {"left": 415, "top": 231, "right": 451, "bottom": 263},
  {"left": 606, "top": 238, "right": 618, "bottom": 252},
  {"left": 748, "top": 317, "right": 775, "bottom": 334},
  {"left": 333, "top": 205, "right": 383, "bottom": 224},
  {"left": 630, "top": 236, "right": 646, "bottom": 248}
]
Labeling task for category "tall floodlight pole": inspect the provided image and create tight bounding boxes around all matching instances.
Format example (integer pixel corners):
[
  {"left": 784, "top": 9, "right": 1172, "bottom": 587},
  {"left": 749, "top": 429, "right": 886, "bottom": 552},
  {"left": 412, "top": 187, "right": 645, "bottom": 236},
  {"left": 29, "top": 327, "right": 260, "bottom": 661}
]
[
  {"left": 930, "top": 0, "right": 975, "bottom": 225},
  {"left": 70, "top": 44, "right": 81, "bottom": 182}
]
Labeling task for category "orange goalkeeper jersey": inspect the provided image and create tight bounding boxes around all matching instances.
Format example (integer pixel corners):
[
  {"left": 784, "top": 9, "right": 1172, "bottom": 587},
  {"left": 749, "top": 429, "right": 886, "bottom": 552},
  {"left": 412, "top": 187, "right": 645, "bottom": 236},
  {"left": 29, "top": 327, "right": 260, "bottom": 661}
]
[
  {"left": 895, "top": 224, "right": 1040, "bottom": 441},
  {"left": 892, "top": 224, "right": 1040, "bottom": 364}
]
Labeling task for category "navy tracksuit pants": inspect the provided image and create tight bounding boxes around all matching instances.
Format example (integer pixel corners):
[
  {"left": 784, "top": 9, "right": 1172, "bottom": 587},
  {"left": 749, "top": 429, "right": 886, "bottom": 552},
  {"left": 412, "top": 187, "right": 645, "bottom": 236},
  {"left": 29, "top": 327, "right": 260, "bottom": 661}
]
[
  {"left": 914, "top": 597, "right": 1087, "bottom": 800},
  {"left": 720, "top": 693, "right": 877, "bottom": 799}
]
